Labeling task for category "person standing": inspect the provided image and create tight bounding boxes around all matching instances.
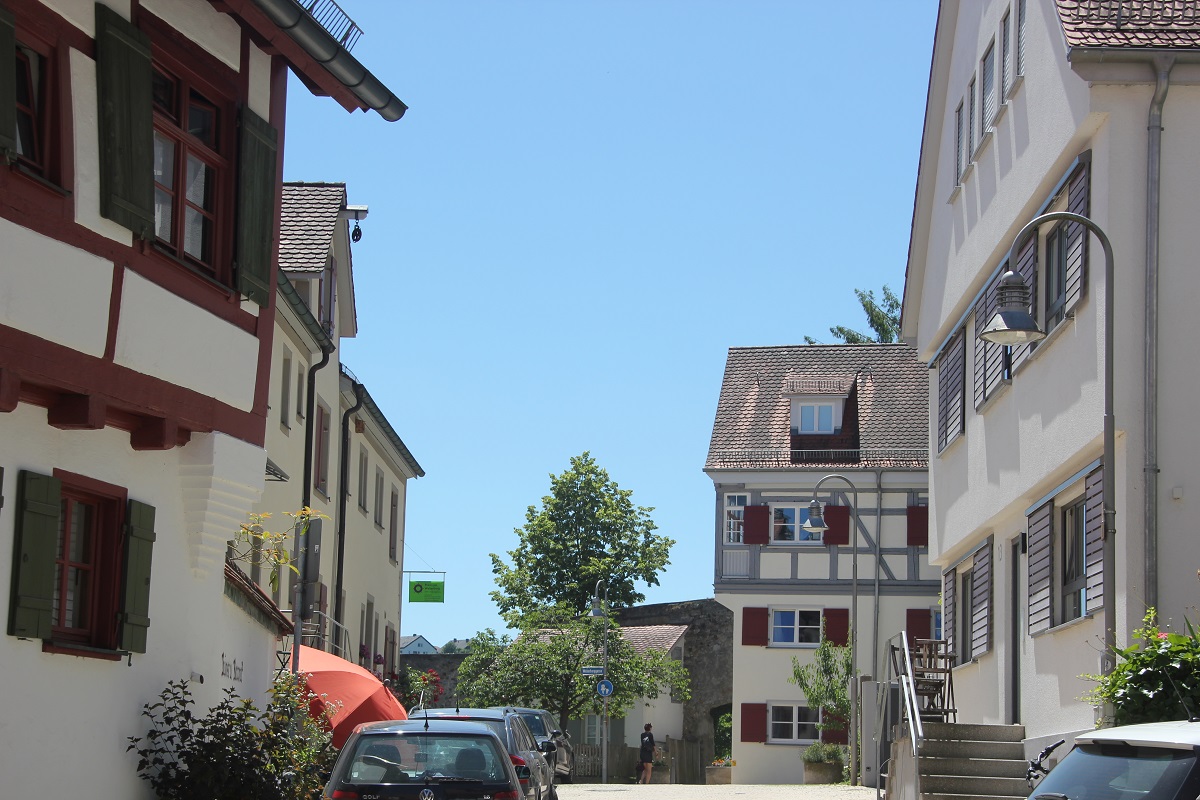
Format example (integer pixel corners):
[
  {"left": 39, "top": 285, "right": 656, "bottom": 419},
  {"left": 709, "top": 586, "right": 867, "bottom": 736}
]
[{"left": 638, "top": 723, "right": 656, "bottom": 784}]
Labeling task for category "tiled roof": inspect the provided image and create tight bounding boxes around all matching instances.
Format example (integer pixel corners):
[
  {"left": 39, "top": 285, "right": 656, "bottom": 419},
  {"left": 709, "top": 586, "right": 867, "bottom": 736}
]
[
  {"left": 706, "top": 343, "right": 928, "bottom": 470},
  {"left": 620, "top": 624, "right": 687, "bottom": 655},
  {"left": 280, "top": 182, "right": 346, "bottom": 272},
  {"left": 1056, "top": 1, "right": 1200, "bottom": 49}
]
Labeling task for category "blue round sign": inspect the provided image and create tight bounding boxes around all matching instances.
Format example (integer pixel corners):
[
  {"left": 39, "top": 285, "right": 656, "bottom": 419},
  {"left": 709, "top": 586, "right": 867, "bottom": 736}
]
[{"left": 596, "top": 679, "right": 614, "bottom": 697}]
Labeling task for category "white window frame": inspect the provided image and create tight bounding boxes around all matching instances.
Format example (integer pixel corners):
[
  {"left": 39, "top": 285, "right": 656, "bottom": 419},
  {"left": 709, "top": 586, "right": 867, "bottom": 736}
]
[
  {"left": 770, "top": 503, "right": 821, "bottom": 544},
  {"left": 981, "top": 41, "right": 996, "bottom": 131},
  {"left": 954, "top": 102, "right": 964, "bottom": 185},
  {"left": 1057, "top": 494, "right": 1087, "bottom": 626},
  {"left": 374, "top": 467, "right": 385, "bottom": 527},
  {"left": 358, "top": 447, "right": 369, "bottom": 512},
  {"left": 967, "top": 76, "right": 976, "bottom": 156},
  {"left": 724, "top": 493, "right": 749, "bottom": 544},
  {"left": 769, "top": 607, "right": 823, "bottom": 647},
  {"left": 280, "top": 350, "right": 292, "bottom": 429},
  {"left": 767, "top": 702, "right": 820, "bottom": 744},
  {"left": 583, "top": 714, "right": 600, "bottom": 745}
]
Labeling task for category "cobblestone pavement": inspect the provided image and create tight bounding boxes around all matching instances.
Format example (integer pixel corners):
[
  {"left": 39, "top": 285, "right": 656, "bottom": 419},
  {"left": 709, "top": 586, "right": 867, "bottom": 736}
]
[{"left": 559, "top": 783, "right": 880, "bottom": 800}]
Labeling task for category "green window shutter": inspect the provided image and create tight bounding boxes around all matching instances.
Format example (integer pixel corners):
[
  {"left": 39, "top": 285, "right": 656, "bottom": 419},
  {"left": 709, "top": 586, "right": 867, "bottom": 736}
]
[
  {"left": 119, "top": 499, "right": 156, "bottom": 653},
  {"left": 95, "top": 3, "right": 154, "bottom": 238},
  {"left": 0, "top": 5, "right": 17, "bottom": 156},
  {"left": 8, "top": 470, "right": 61, "bottom": 640},
  {"left": 236, "top": 107, "right": 278, "bottom": 307}
]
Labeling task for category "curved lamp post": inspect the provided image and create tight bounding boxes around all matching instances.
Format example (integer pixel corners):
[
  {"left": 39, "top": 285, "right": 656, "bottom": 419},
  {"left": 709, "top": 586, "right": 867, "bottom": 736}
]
[
  {"left": 589, "top": 580, "right": 610, "bottom": 783},
  {"left": 977, "top": 211, "right": 1116, "bottom": 674},
  {"left": 802, "top": 473, "right": 860, "bottom": 785}
]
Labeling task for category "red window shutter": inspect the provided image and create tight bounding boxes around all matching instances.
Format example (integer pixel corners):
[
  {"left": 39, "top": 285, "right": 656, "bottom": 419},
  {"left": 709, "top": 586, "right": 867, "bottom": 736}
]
[
  {"left": 824, "top": 608, "right": 849, "bottom": 646},
  {"left": 742, "top": 607, "right": 769, "bottom": 646},
  {"left": 907, "top": 506, "right": 929, "bottom": 546},
  {"left": 744, "top": 505, "right": 769, "bottom": 545},
  {"left": 820, "top": 710, "right": 848, "bottom": 744},
  {"left": 740, "top": 702, "right": 767, "bottom": 743},
  {"left": 906, "top": 608, "right": 931, "bottom": 641},
  {"left": 823, "top": 505, "right": 850, "bottom": 546}
]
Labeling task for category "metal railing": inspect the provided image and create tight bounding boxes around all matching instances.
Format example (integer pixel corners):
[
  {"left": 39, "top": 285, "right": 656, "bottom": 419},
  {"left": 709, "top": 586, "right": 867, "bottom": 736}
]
[
  {"left": 300, "top": 0, "right": 363, "bottom": 50},
  {"left": 708, "top": 448, "right": 929, "bottom": 469},
  {"left": 877, "top": 631, "right": 925, "bottom": 800}
]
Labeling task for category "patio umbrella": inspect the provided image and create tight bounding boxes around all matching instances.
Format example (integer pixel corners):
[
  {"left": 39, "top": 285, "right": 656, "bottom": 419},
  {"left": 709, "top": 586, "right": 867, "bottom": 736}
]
[{"left": 298, "top": 645, "right": 407, "bottom": 748}]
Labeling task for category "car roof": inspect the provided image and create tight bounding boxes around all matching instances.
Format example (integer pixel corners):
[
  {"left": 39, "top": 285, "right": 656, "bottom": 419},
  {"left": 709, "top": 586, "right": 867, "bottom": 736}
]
[
  {"left": 420, "top": 708, "right": 509, "bottom": 719},
  {"left": 494, "top": 707, "right": 550, "bottom": 716},
  {"left": 352, "top": 718, "right": 499, "bottom": 737},
  {"left": 1075, "top": 721, "right": 1200, "bottom": 750}
]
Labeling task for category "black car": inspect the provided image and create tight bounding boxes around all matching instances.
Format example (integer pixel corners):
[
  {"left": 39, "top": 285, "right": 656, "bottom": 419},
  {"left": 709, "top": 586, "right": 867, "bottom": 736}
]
[
  {"left": 321, "top": 718, "right": 523, "bottom": 800},
  {"left": 499, "top": 707, "right": 574, "bottom": 784},
  {"left": 417, "top": 707, "right": 556, "bottom": 800}
]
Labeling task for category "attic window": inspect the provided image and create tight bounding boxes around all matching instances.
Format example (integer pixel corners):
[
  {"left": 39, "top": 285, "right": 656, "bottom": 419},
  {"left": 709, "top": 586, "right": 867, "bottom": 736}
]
[{"left": 790, "top": 399, "right": 841, "bottom": 435}]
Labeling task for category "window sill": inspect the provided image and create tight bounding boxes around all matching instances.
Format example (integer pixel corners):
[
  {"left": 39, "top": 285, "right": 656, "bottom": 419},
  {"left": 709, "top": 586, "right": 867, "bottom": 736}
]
[
  {"left": 1006, "top": 74, "right": 1025, "bottom": 102},
  {"left": 768, "top": 643, "right": 818, "bottom": 649},
  {"left": 973, "top": 129, "right": 993, "bottom": 161},
  {"left": 1013, "top": 310, "right": 1075, "bottom": 375},
  {"left": 937, "top": 430, "right": 965, "bottom": 458},
  {"left": 1034, "top": 612, "right": 1096, "bottom": 638},
  {"left": 149, "top": 243, "right": 236, "bottom": 298},
  {"left": 974, "top": 378, "right": 1012, "bottom": 415},
  {"left": 280, "top": 421, "right": 291, "bottom": 435},
  {"left": 993, "top": 100, "right": 1009, "bottom": 124},
  {"left": 42, "top": 641, "right": 126, "bottom": 661},
  {"left": 947, "top": 183, "right": 962, "bottom": 204},
  {"left": 960, "top": 162, "right": 975, "bottom": 183},
  {"left": 8, "top": 161, "right": 72, "bottom": 196}
]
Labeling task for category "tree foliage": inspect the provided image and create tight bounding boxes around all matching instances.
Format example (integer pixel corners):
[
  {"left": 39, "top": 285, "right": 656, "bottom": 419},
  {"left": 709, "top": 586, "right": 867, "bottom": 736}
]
[
  {"left": 788, "top": 621, "right": 852, "bottom": 738},
  {"left": 806, "top": 285, "right": 902, "bottom": 345},
  {"left": 455, "top": 612, "right": 690, "bottom": 731},
  {"left": 489, "top": 452, "right": 674, "bottom": 623}
]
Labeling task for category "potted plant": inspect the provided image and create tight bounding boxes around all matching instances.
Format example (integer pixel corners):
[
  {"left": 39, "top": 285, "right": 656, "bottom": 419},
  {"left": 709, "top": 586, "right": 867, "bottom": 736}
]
[{"left": 801, "top": 742, "right": 845, "bottom": 784}]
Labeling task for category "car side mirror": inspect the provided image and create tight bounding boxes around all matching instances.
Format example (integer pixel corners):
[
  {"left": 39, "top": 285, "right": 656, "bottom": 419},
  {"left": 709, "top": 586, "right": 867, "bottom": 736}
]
[
  {"left": 514, "top": 764, "right": 531, "bottom": 780},
  {"left": 551, "top": 730, "right": 564, "bottom": 737},
  {"left": 540, "top": 741, "right": 557, "bottom": 753}
]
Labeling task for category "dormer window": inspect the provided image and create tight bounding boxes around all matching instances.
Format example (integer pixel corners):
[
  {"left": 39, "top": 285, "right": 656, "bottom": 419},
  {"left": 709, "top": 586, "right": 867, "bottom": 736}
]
[{"left": 790, "top": 399, "right": 842, "bottom": 435}]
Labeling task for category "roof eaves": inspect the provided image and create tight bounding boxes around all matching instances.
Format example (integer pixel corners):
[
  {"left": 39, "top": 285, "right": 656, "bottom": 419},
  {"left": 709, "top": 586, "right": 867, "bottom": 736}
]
[{"left": 278, "top": 269, "right": 335, "bottom": 354}]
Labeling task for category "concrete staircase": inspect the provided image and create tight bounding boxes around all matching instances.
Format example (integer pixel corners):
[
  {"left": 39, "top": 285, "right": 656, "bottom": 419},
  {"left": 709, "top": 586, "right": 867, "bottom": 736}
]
[{"left": 917, "top": 723, "right": 1029, "bottom": 800}]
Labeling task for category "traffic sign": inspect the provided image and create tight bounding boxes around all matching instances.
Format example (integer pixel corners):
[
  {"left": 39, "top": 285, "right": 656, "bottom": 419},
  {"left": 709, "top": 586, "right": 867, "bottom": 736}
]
[
  {"left": 596, "top": 679, "right": 614, "bottom": 697},
  {"left": 581, "top": 666, "right": 605, "bottom": 676}
]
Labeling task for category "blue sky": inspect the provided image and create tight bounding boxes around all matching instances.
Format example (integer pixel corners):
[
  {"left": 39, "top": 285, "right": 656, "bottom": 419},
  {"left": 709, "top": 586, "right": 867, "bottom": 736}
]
[{"left": 281, "top": 0, "right": 939, "bottom": 648}]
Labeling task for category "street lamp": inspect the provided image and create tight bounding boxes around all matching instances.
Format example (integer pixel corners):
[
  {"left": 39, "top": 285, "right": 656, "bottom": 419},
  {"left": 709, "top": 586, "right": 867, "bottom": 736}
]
[
  {"left": 589, "top": 579, "right": 609, "bottom": 784},
  {"left": 802, "top": 474, "right": 860, "bottom": 786},
  {"left": 977, "top": 211, "right": 1116, "bottom": 673}
]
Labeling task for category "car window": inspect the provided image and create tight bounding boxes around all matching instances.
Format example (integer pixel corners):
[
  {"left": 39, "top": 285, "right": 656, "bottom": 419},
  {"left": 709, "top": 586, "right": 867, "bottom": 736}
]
[
  {"left": 1031, "top": 744, "right": 1197, "bottom": 800},
  {"left": 511, "top": 717, "right": 534, "bottom": 751},
  {"left": 522, "top": 714, "right": 548, "bottom": 737},
  {"left": 343, "top": 733, "right": 509, "bottom": 784}
]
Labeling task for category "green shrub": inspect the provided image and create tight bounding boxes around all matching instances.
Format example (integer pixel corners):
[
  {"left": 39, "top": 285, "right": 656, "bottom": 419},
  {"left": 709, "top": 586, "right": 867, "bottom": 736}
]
[{"left": 801, "top": 741, "right": 845, "bottom": 764}]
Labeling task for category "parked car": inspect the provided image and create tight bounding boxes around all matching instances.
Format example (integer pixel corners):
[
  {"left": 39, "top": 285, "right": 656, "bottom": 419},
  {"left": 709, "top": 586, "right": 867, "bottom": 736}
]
[
  {"left": 321, "top": 718, "right": 523, "bottom": 800},
  {"left": 499, "top": 707, "right": 574, "bottom": 784},
  {"left": 1027, "top": 721, "right": 1200, "bottom": 800},
  {"left": 417, "top": 707, "right": 557, "bottom": 800}
]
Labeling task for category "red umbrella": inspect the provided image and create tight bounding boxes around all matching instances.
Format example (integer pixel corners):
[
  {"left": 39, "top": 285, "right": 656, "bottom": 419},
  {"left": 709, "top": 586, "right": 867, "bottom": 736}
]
[{"left": 298, "top": 645, "right": 407, "bottom": 748}]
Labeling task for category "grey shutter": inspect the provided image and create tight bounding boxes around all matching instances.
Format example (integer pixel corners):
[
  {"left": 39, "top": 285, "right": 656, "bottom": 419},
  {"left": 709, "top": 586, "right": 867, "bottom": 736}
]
[
  {"left": 0, "top": 5, "right": 16, "bottom": 156},
  {"left": 973, "top": 296, "right": 987, "bottom": 410},
  {"left": 942, "top": 569, "right": 956, "bottom": 660},
  {"left": 119, "top": 499, "right": 156, "bottom": 653},
  {"left": 95, "top": 4, "right": 154, "bottom": 238},
  {"left": 1085, "top": 465, "right": 1105, "bottom": 615},
  {"left": 1027, "top": 501, "right": 1053, "bottom": 634},
  {"left": 8, "top": 470, "right": 62, "bottom": 639},
  {"left": 970, "top": 542, "right": 992, "bottom": 656},
  {"left": 235, "top": 107, "right": 278, "bottom": 307},
  {"left": 937, "top": 329, "right": 965, "bottom": 451},
  {"left": 1010, "top": 233, "right": 1039, "bottom": 370},
  {"left": 974, "top": 276, "right": 1007, "bottom": 409},
  {"left": 1063, "top": 162, "right": 1090, "bottom": 316}
]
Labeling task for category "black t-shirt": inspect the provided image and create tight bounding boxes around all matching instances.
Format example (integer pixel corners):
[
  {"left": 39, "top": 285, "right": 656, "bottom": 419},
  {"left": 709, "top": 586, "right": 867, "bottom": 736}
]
[{"left": 639, "top": 731, "right": 655, "bottom": 761}]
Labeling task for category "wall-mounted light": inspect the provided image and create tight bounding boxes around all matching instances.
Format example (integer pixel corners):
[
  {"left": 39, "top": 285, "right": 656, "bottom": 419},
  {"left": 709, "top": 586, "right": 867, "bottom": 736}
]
[{"left": 344, "top": 204, "right": 369, "bottom": 243}]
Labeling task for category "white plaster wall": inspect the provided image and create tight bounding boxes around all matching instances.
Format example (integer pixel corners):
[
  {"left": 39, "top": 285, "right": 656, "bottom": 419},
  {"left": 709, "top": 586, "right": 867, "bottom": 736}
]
[
  {"left": 622, "top": 696, "right": 683, "bottom": 749},
  {"left": 114, "top": 271, "right": 259, "bottom": 411},
  {"left": 247, "top": 43, "right": 274, "bottom": 120},
  {"left": 142, "top": 0, "right": 241, "bottom": 70},
  {"left": 70, "top": 48, "right": 134, "bottom": 245},
  {"left": 0, "top": 405, "right": 271, "bottom": 800},
  {"left": 0, "top": 217, "right": 112, "bottom": 355}
]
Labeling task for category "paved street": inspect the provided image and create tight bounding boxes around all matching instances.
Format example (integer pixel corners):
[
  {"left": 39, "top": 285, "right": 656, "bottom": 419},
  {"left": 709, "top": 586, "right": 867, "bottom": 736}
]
[{"left": 560, "top": 783, "right": 880, "bottom": 800}]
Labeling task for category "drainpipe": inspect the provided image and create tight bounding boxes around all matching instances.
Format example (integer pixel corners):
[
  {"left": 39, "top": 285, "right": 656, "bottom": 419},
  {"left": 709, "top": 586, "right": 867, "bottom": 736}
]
[
  {"left": 1143, "top": 56, "right": 1172, "bottom": 612},
  {"left": 872, "top": 469, "right": 884, "bottom": 681},
  {"left": 334, "top": 379, "right": 366, "bottom": 639},
  {"left": 292, "top": 347, "right": 332, "bottom": 673}
]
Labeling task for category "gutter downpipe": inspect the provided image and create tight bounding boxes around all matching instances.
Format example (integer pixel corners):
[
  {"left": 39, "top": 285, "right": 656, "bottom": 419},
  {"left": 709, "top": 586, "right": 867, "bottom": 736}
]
[
  {"left": 872, "top": 469, "right": 883, "bottom": 683},
  {"left": 334, "top": 380, "right": 366, "bottom": 638},
  {"left": 1143, "top": 56, "right": 1172, "bottom": 612},
  {"left": 292, "top": 347, "right": 333, "bottom": 674}
]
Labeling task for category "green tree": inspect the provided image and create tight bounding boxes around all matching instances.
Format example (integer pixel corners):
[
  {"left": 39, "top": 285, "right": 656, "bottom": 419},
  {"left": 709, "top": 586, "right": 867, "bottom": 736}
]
[
  {"left": 455, "top": 612, "right": 690, "bottom": 731},
  {"left": 489, "top": 452, "right": 674, "bottom": 623},
  {"left": 806, "top": 285, "right": 902, "bottom": 345},
  {"left": 788, "top": 621, "right": 852, "bottom": 739}
]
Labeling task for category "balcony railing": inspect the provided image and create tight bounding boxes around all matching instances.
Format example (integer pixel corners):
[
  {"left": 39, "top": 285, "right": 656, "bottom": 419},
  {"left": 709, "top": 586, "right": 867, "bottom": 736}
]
[
  {"left": 301, "top": 0, "right": 363, "bottom": 51},
  {"left": 707, "top": 448, "right": 929, "bottom": 469}
]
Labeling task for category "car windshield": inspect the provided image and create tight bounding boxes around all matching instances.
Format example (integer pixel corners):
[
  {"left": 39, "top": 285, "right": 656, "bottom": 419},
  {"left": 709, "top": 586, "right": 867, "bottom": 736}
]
[
  {"left": 1030, "top": 744, "right": 1197, "bottom": 800},
  {"left": 343, "top": 733, "right": 510, "bottom": 785},
  {"left": 522, "top": 714, "right": 548, "bottom": 737}
]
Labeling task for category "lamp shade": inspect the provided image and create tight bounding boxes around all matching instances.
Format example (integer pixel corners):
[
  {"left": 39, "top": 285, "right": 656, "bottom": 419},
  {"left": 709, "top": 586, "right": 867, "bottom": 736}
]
[
  {"left": 979, "top": 270, "right": 1045, "bottom": 345},
  {"left": 802, "top": 499, "right": 827, "bottom": 532}
]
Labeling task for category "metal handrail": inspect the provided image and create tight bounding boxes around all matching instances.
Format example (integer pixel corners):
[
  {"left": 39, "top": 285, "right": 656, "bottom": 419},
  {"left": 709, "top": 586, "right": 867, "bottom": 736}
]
[
  {"left": 876, "top": 631, "right": 925, "bottom": 800},
  {"left": 301, "top": 0, "right": 364, "bottom": 50}
]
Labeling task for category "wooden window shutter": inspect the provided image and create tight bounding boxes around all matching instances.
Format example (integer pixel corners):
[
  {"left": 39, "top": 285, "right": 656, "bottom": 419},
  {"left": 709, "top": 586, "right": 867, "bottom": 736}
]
[
  {"left": 1063, "top": 161, "right": 1091, "bottom": 316},
  {"left": 974, "top": 275, "right": 1009, "bottom": 409},
  {"left": 970, "top": 543, "right": 993, "bottom": 656},
  {"left": 906, "top": 607, "right": 932, "bottom": 641},
  {"left": 1011, "top": 232, "right": 1040, "bottom": 370},
  {"left": 236, "top": 107, "right": 279, "bottom": 307},
  {"left": 742, "top": 607, "right": 768, "bottom": 646},
  {"left": 937, "top": 329, "right": 966, "bottom": 451},
  {"left": 8, "top": 470, "right": 62, "bottom": 639},
  {"left": 95, "top": 4, "right": 154, "bottom": 238},
  {"left": 820, "top": 710, "right": 848, "bottom": 744},
  {"left": 823, "top": 608, "right": 849, "bottom": 646},
  {"left": 1085, "top": 465, "right": 1105, "bottom": 616},
  {"left": 1027, "top": 501, "right": 1053, "bottom": 634},
  {"left": 822, "top": 505, "right": 850, "bottom": 546},
  {"left": 740, "top": 702, "right": 767, "bottom": 743},
  {"left": 743, "top": 504, "right": 769, "bottom": 545},
  {"left": 119, "top": 499, "right": 156, "bottom": 653},
  {"left": 0, "top": 6, "right": 16, "bottom": 156},
  {"left": 942, "top": 569, "right": 956, "bottom": 660},
  {"left": 906, "top": 505, "right": 929, "bottom": 547}
]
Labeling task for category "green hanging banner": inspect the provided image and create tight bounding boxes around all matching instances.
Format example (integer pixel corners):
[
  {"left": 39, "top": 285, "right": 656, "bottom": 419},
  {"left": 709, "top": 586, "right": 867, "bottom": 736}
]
[{"left": 408, "top": 580, "right": 445, "bottom": 603}]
